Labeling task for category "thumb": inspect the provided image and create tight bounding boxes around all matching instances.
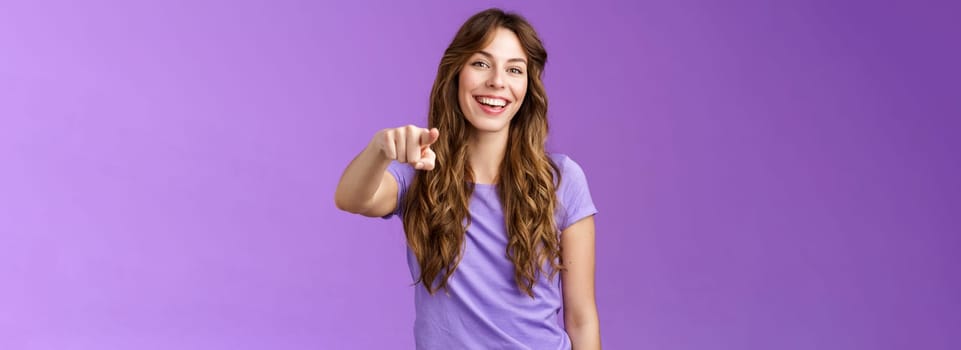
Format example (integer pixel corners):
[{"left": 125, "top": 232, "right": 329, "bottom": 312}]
[{"left": 418, "top": 147, "right": 437, "bottom": 171}]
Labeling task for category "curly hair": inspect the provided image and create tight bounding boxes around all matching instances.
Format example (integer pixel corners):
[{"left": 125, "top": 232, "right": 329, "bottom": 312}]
[{"left": 402, "top": 8, "right": 562, "bottom": 298}]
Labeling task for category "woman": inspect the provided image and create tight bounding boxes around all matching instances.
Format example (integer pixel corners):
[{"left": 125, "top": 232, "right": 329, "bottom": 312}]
[{"left": 335, "top": 8, "right": 600, "bottom": 349}]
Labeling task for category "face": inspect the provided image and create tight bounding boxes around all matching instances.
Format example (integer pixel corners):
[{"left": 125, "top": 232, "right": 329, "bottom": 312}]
[{"left": 457, "top": 27, "right": 529, "bottom": 135}]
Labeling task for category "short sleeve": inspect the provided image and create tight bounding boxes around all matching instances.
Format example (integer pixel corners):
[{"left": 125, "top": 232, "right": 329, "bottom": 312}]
[
  {"left": 382, "top": 161, "right": 416, "bottom": 219},
  {"left": 554, "top": 154, "right": 598, "bottom": 231}
]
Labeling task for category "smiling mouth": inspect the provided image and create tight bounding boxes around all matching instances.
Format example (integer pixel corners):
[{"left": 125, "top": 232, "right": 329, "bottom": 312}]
[{"left": 474, "top": 96, "right": 510, "bottom": 115}]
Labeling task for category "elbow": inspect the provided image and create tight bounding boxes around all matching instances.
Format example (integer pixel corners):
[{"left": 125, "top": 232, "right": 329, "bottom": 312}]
[
  {"left": 565, "top": 306, "right": 600, "bottom": 331},
  {"left": 334, "top": 191, "right": 357, "bottom": 213},
  {"left": 334, "top": 191, "right": 370, "bottom": 215},
  {"left": 334, "top": 197, "right": 349, "bottom": 212},
  {"left": 566, "top": 316, "right": 599, "bottom": 332},
  {"left": 565, "top": 310, "right": 601, "bottom": 350}
]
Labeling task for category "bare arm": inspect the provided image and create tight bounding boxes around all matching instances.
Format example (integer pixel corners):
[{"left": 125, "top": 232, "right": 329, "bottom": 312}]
[
  {"left": 334, "top": 126, "right": 439, "bottom": 217},
  {"left": 561, "top": 215, "right": 601, "bottom": 349},
  {"left": 333, "top": 140, "right": 397, "bottom": 217}
]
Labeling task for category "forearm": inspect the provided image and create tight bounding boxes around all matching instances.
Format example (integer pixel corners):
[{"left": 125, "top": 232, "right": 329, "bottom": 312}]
[
  {"left": 566, "top": 315, "right": 601, "bottom": 350},
  {"left": 334, "top": 140, "right": 391, "bottom": 212}
]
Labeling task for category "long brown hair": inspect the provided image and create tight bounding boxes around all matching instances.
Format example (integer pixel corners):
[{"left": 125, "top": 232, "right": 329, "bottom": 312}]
[{"left": 402, "top": 8, "right": 562, "bottom": 298}]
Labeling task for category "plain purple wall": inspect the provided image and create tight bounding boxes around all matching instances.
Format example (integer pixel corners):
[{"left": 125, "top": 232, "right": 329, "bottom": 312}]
[{"left": 2, "top": 0, "right": 958, "bottom": 349}]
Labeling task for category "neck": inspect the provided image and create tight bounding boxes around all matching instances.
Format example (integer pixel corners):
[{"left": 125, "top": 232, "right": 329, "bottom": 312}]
[{"left": 467, "top": 128, "right": 509, "bottom": 185}]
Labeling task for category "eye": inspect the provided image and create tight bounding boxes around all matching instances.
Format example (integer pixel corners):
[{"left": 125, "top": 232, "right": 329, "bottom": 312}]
[
  {"left": 471, "top": 61, "right": 490, "bottom": 68},
  {"left": 508, "top": 67, "right": 524, "bottom": 74}
]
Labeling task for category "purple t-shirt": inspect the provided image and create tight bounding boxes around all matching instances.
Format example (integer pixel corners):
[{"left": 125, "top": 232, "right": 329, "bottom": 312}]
[{"left": 385, "top": 153, "right": 597, "bottom": 350}]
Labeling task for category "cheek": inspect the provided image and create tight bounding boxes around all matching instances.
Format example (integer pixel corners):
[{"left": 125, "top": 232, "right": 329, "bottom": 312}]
[
  {"left": 457, "top": 73, "right": 471, "bottom": 106},
  {"left": 514, "top": 82, "right": 529, "bottom": 106},
  {"left": 458, "top": 83, "right": 473, "bottom": 108},
  {"left": 459, "top": 72, "right": 482, "bottom": 92}
]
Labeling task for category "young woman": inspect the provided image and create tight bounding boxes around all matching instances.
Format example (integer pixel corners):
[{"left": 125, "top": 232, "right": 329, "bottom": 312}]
[{"left": 335, "top": 8, "right": 600, "bottom": 350}]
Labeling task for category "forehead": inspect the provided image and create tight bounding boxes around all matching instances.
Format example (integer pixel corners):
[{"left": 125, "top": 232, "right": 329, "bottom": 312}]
[{"left": 477, "top": 27, "right": 527, "bottom": 60}]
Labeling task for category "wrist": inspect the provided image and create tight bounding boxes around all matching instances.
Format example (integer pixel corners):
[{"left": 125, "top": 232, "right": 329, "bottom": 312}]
[{"left": 366, "top": 136, "right": 391, "bottom": 163}]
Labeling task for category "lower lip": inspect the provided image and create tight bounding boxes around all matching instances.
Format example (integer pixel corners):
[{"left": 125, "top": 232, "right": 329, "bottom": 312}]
[{"left": 476, "top": 99, "right": 507, "bottom": 116}]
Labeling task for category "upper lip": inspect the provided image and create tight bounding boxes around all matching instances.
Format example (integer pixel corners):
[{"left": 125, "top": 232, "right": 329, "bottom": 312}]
[{"left": 474, "top": 95, "right": 512, "bottom": 104}]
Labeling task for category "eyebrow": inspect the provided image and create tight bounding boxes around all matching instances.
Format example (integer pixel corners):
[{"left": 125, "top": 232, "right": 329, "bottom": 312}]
[{"left": 477, "top": 50, "right": 528, "bottom": 65}]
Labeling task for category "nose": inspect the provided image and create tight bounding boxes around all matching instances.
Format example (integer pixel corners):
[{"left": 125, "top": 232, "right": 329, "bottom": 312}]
[{"left": 486, "top": 69, "right": 505, "bottom": 89}]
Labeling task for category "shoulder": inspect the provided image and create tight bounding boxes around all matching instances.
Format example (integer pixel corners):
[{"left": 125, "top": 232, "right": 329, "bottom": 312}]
[
  {"left": 547, "top": 152, "right": 592, "bottom": 199},
  {"left": 548, "top": 152, "right": 598, "bottom": 230},
  {"left": 548, "top": 152, "right": 588, "bottom": 182},
  {"left": 548, "top": 152, "right": 569, "bottom": 167}
]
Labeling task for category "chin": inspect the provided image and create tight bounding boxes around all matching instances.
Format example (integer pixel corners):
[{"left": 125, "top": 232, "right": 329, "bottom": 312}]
[{"left": 466, "top": 113, "right": 514, "bottom": 133}]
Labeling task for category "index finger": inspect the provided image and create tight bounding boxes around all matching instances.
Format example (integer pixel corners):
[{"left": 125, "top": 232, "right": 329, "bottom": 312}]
[{"left": 420, "top": 128, "right": 440, "bottom": 147}]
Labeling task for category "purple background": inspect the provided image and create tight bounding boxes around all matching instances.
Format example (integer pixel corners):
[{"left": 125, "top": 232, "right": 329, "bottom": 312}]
[{"left": 2, "top": 0, "right": 959, "bottom": 349}]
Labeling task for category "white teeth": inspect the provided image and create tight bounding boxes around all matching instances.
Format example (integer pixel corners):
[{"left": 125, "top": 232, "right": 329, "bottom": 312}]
[{"left": 477, "top": 96, "right": 507, "bottom": 107}]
